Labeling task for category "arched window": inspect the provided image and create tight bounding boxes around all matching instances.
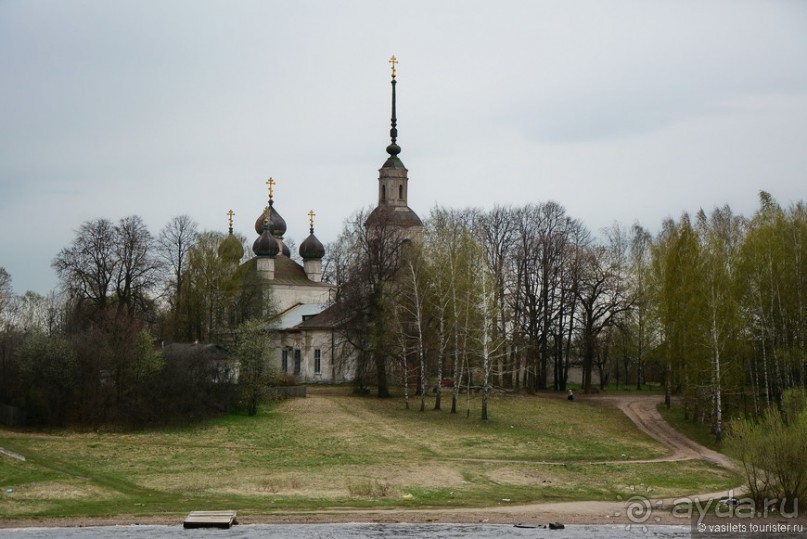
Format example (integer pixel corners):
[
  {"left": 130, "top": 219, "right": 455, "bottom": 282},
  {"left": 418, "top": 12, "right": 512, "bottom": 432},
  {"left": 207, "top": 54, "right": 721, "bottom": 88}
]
[
  {"left": 381, "top": 184, "right": 386, "bottom": 202},
  {"left": 398, "top": 185, "right": 404, "bottom": 200}
]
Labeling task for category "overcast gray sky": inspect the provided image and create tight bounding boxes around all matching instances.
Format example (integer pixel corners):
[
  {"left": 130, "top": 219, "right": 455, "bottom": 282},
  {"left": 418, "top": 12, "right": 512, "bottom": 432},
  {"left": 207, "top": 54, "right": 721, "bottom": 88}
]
[{"left": 2, "top": 1, "right": 806, "bottom": 295}]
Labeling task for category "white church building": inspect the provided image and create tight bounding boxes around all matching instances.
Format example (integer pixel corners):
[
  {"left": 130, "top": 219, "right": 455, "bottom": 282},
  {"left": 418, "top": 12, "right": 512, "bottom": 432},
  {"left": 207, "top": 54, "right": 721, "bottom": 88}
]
[{"left": 237, "top": 56, "right": 422, "bottom": 384}]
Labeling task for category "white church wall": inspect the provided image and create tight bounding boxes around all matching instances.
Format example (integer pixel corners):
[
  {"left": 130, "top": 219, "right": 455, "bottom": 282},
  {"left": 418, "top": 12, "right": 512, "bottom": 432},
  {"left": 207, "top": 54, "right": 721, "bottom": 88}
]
[
  {"left": 273, "top": 329, "right": 354, "bottom": 384},
  {"left": 271, "top": 284, "right": 331, "bottom": 313}
]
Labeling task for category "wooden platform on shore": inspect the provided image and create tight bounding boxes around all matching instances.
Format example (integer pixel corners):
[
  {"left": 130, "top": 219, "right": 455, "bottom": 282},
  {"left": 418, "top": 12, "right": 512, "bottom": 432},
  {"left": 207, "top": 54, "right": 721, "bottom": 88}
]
[{"left": 183, "top": 510, "right": 238, "bottom": 529}]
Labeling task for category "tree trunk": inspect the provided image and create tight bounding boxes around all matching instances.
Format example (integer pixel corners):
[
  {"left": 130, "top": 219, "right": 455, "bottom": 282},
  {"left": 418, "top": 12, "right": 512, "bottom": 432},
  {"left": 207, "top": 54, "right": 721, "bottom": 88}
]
[
  {"left": 376, "top": 354, "right": 390, "bottom": 398},
  {"left": 582, "top": 330, "right": 595, "bottom": 394}
]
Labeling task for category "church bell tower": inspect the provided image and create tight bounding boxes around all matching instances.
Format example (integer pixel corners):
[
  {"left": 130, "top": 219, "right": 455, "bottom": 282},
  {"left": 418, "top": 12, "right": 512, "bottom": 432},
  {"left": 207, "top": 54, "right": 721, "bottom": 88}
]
[{"left": 365, "top": 55, "right": 423, "bottom": 234}]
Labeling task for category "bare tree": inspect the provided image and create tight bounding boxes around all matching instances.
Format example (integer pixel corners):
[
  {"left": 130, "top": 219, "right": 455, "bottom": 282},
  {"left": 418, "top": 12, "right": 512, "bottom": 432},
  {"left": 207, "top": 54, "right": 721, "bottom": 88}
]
[
  {"left": 53, "top": 218, "right": 117, "bottom": 313},
  {"left": 331, "top": 208, "right": 410, "bottom": 397},
  {"left": 576, "top": 224, "right": 632, "bottom": 394},
  {"left": 157, "top": 215, "right": 198, "bottom": 320},
  {"left": 114, "top": 215, "right": 160, "bottom": 316},
  {"left": 0, "top": 268, "right": 12, "bottom": 322},
  {"left": 52, "top": 216, "right": 159, "bottom": 321},
  {"left": 553, "top": 217, "right": 588, "bottom": 390}
]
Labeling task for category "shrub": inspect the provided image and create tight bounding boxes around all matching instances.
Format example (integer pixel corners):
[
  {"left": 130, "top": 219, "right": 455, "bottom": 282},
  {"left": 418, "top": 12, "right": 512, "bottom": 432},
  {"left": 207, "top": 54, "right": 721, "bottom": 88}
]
[{"left": 728, "top": 390, "right": 807, "bottom": 513}]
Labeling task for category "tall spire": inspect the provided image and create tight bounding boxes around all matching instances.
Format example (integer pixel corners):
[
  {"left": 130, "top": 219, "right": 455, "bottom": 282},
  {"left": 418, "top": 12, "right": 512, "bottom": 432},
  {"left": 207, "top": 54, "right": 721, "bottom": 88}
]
[
  {"left": 386, "top": 55, "right": 401, "bottom": 158},
  {"left": 366, "top": 55, "right": 422, "bottom": 232}
]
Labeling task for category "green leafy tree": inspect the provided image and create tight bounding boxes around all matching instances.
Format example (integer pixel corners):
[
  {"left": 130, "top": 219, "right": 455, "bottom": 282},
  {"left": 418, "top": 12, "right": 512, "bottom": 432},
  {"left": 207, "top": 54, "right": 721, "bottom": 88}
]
[
  {"left": 739, "top": 193, "right": 807, "bottom": 409},
  {"left": 695, "top": 206, "right": 745, "bottom": 441},
  {"left": 17, "top": 333, "right": 78, "bottom": 425},
  {"left": 178, "top": 231, "right": 239, "bottom": 341},
  {"left": 628, "top": 224, "right": 657, "bottom": 389},
  {"left": 425, "top": 207, "right": 481, "bottom": 412},
  {"left": 652, "top": 214, "right": 708, "bottom": 410},
  {"left": 234, "top": 319, "right": 274, "bottom": 416}
]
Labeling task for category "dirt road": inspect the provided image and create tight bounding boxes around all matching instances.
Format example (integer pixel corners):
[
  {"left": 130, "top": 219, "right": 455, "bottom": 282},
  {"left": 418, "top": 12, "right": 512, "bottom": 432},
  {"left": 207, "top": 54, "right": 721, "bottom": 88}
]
[{"left": 613, "top": 395, "right": 737, "bottom": 471}]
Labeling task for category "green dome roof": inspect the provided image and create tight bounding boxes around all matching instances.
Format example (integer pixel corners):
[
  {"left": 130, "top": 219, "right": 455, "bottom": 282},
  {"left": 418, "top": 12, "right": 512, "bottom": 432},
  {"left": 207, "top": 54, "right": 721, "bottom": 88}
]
[{"left": 218, "top": 232, "right": 244, "bottom": 262}]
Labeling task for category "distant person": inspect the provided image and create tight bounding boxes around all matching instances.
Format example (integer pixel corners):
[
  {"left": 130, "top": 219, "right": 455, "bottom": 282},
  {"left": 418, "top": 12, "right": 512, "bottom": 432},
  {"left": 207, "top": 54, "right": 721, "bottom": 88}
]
[{"left": 567, "top": 389, "right": 574, "bottom": 401}]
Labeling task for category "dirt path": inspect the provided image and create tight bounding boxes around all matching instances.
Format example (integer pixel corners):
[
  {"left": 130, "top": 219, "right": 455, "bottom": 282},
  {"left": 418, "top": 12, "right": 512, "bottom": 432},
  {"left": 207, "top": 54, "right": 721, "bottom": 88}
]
[{"left": 612, "top": 395, "right": 737, "bottom": 471}]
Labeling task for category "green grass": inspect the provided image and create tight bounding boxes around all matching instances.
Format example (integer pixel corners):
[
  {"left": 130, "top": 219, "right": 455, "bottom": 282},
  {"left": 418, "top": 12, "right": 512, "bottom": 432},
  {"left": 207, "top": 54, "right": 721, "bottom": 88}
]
[
  {"left": 656, "top": 402, "right": 749, "bottom": 464},
  {"left": 0, "top": 388, "right": 740, "bottom": 521},
  {"left": 656, "top": 402, "right": 724, "bottom": 453}
]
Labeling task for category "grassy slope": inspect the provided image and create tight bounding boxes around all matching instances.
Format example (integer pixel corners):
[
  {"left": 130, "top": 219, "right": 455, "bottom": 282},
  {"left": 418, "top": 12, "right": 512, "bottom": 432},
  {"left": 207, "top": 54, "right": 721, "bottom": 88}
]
[{"left": 0, "top": 389, "right": 739, "bottom": 520}]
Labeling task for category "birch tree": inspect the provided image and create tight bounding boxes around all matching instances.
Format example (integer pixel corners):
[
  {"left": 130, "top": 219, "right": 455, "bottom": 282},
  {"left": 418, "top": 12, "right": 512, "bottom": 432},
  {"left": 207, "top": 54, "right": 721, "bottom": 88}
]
[
  {"left": 696, "top": 206, "right": 745, "bottom": 441},
  {"left": 629, "top": 224, "right": 655, "bottom": 389},
  {"left": 651, "top": 216, "right": 702, "bottom": 409},
  {"left": 477, "top": 206, "right": 517, "bottom": 388}
]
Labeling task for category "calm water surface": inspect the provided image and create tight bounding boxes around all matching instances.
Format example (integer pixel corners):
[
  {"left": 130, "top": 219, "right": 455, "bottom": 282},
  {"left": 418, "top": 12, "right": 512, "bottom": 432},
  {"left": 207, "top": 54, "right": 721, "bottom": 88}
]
[{"left": 0, "top": 523, "right": 690, "bottom": 539}]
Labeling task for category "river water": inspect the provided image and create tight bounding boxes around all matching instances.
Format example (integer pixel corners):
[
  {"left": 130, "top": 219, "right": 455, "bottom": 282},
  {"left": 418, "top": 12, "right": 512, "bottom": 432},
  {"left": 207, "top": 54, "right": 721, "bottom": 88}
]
[{"left": 0, "top": 523, "right": 690, "bottom": 538}]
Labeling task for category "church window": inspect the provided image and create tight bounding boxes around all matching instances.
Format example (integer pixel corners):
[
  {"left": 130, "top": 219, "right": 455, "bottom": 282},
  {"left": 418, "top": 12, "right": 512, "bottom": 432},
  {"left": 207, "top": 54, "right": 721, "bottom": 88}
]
[
  {"left": 314, "top": 349, "right": 322, "bottom": 373},
  {"left": 381, "top": 184, "right": 386, "bottom": 202},
  {"left": 294, "top": 349, "right": 301, "bottom": 375},
  {"left": 281, "top": 349, "right": 289, "bottom": 372},
  {"left": 398, "top": 184, "right": 403, "bottom": 199}
]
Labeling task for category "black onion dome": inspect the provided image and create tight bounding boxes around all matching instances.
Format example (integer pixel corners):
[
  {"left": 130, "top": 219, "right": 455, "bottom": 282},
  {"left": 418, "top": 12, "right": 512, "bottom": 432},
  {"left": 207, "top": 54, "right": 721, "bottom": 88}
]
[
  {"left": 252, "top": 220, "right": 279, "bottom": 257},
  {"left": 254, "top": 208, "right": 269, "bottom": 235},
  {"left": 299, "top": 231, "right": 325, "bottom": 260},
  {"left": 218, "top": 233, "right": 244, "bottom": 262},
  {"left": 254, "top": 204, "right": 287, "bottom": 237},
  {"left": 269, "top": 205, "right": 287, "bottom": 237}
]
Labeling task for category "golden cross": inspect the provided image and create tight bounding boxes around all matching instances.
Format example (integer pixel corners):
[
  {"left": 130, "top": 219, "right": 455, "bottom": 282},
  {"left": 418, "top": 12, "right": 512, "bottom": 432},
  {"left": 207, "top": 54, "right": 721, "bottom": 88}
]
[
  {"left": 389, "top": 55, "right": 398, "bottom": 80},
  {"left": 266, "top": 177, "right": 276, "bottom": 201},
  {"left": 308, "top": 209, "right": 316, "bottom": 229},
  {"left": 227, "top": 209, "right": 235, "bottom": 229}
]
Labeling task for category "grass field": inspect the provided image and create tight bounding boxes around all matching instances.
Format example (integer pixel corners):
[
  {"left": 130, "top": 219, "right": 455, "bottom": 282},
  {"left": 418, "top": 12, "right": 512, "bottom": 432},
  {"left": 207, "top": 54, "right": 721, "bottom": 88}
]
[{"left": 0, "top": 387, "right": 740, "bottom": 521}]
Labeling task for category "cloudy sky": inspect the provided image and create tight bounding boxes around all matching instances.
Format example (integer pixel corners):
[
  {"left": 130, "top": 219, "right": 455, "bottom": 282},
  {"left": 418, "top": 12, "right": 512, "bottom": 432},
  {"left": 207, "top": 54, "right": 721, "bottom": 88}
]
[{"left": 1, "top": 1, "right": 806, "bottom": 295}]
